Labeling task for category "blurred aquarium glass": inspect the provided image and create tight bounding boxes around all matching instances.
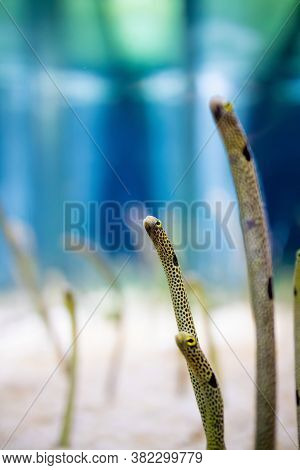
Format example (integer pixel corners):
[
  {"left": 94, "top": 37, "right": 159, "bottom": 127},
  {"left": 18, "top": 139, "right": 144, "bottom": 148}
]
[{"left": 0, "top": 0, "right": 299, "bottom": 293}]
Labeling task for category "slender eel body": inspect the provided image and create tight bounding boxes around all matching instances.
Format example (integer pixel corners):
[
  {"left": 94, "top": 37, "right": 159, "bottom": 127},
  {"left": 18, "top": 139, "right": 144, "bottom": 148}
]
[
  {"left": 0, "top": 206, "right": 64, "bottom": 364},
  {"left": 176, "top": 331, "right": 224, "bottom": 448},
  {"left": 210, "top": 97, "right": 276, "bottom": 449},
  {"left": 186, "top": 275, "right": 220, "bottom": 377},
  {"left": 144, "top": 216, "right": 225, "bottom": 449},
  {"left": 65, "top": 236, "right": 124, "bottom": 402},
  {"left": 293, "top": 250, "right": 300, "bottom": 448},
  {"left": 58, "top": 290, "right": 78, "bottom": 448}
]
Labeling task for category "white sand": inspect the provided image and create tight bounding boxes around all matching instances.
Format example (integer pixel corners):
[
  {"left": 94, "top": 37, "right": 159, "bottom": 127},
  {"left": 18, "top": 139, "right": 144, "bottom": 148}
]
[{"left": 0, "top": 288, "right": 297, "bottom": 450}]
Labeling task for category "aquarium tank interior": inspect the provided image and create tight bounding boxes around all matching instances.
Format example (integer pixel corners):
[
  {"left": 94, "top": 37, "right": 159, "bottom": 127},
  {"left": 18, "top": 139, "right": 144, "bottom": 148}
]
[{"left": 0, "top": 0, "right": 299, "bottom": 451}]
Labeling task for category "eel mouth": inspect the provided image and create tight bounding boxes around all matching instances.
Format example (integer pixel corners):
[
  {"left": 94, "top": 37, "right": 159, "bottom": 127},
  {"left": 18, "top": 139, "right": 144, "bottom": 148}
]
[
  {"left": 175, "top": 332, "right": 186, "bottom": 348},
  {"left": 143, "top": 215, "right": 159, "bottom": 235},
  {"left": 209, "top": 96, "right": 233, "bottom": 121}
]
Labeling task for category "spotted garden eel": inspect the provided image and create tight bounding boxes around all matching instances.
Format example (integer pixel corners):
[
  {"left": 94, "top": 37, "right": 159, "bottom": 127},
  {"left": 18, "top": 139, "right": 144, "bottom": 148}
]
[
  {"left": 144, "top": 216, "right": 225, "bottom": 450},
  {"left": 293, "top": 250, "right": 300, "bottom": 448},
  {"left": 176, "top": 331, "right": 224, "bottom": 449},
  {"left": 210, "top": 97, "right": 276, "bottom": 449}
]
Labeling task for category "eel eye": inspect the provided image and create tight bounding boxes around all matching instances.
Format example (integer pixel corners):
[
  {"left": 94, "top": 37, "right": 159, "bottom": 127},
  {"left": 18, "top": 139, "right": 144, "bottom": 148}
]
[
  {"left": 224, "top": 101, "right": 233, "bottom": 112},
  {"left": 186, "top": 337, "right": 196, "bottom": 347},
  {"left": 155, "top": 219, "right": 162, "bottom": 228}
]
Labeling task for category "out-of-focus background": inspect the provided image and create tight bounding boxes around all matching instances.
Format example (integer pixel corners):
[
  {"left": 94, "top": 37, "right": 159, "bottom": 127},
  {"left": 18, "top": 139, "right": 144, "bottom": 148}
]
[{"left": 0, "top": 0, "right": 299, "bottom": 450}]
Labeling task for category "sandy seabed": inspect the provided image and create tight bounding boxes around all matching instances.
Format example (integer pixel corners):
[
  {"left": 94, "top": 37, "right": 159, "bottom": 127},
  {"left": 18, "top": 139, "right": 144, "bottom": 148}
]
[{"left": 0, "top": 288, "right": 297, "bottom": 450}]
